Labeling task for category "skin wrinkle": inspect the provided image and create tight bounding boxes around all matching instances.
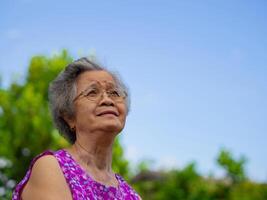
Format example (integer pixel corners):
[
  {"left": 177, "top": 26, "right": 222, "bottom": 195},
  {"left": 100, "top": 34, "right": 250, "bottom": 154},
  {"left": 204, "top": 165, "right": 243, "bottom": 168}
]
[
  {"left": 49, "top": 57, "right": 131, "bottom": 144},
  {"left": 65, "top": 70, "right": 127, "bottom": 187}
]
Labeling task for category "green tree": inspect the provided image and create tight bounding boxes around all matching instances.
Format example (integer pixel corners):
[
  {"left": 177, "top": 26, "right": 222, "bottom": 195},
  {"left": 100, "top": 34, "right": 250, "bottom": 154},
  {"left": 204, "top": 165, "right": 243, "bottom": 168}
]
[
  {"left": 0, "top": 50, "right": 130, "bottom": 199},
  {"left": 217, "top": 148, "right": 247, "bottom": 184},
  {"left": 133, "top": 162, "right": 216, "bottom": 200},
  {"left": 133, "top": 149, "right": 267, "bottom": 200},
  {"left": 229, "top": 181, "right": 267, "bottom": 200}
]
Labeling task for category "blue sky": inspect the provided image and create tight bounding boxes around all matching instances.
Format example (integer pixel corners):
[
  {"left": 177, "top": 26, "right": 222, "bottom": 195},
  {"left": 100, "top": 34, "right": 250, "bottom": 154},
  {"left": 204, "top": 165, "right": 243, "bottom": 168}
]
[{"left": 1, "top": 0, "right": 266, "bottom": 182}]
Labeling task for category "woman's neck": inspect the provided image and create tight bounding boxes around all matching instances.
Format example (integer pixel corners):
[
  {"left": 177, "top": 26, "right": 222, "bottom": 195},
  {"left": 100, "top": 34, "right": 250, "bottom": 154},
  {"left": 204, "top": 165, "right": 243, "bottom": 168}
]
[{"left": 70, "top": 130, "right": 116, "bottom": 174}]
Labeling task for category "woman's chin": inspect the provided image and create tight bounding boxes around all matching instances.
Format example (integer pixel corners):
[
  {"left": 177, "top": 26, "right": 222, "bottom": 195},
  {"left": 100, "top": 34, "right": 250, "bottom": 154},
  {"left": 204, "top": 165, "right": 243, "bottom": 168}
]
[{"left": 100, "top": 122, "right": 123, "bottom": 134}]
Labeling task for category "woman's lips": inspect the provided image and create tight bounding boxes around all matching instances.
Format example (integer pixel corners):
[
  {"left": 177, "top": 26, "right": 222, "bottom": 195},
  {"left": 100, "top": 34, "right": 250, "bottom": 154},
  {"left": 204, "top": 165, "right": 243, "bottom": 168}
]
[{"left": 97, "top": 110, "right": 118, "bottom": 116}]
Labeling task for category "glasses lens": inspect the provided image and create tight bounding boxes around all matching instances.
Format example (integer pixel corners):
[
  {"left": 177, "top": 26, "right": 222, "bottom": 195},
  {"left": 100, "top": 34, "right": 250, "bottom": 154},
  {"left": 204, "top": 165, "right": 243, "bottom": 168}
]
[
  {"left": 84, "top": 87, "right": 101, "bottom": 101},
  {"left": 79, "top": 82, "right": 126, "bottom": 102},
  {"left": 106, "top": 88, "right": 125, "bottom": 102}
]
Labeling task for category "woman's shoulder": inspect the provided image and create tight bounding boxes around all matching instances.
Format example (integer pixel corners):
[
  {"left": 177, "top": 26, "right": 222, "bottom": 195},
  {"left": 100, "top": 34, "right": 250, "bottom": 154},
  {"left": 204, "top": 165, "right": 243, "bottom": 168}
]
[
  {"left": 27, "top": 152, "right": 61, "bottom": 178},
  {"left": 13, "top": 150, "right": 72, "bottom": 200},
  {"left": 28, "top": 149, "right": 70, "bottom": 177}
]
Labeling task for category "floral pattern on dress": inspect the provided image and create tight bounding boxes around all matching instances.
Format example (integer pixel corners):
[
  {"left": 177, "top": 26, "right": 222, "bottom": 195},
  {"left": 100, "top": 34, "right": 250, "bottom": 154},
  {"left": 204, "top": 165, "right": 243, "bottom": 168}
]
[{"left": 12, "top": 149, "right": 141, "bottom": 200}]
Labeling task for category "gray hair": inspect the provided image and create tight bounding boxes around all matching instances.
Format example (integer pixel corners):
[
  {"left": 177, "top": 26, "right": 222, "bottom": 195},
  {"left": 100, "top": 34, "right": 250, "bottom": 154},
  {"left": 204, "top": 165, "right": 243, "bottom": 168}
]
[{"left": 48, "top": 57, "right": 130, "bottom": 144}]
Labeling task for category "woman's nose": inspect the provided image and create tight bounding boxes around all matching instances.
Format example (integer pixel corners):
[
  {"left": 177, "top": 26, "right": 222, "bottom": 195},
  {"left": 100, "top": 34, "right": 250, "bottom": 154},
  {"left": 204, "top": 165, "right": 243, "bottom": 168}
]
[{"left": 99, "top": 91, "right": 115, "bottom": 106}]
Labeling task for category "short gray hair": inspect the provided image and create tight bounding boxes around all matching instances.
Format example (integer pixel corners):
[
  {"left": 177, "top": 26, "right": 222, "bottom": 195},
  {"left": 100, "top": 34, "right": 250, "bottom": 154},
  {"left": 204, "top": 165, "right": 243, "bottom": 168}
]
[{"left": 48, "top": 57, "right": 130, "bottom": 144}]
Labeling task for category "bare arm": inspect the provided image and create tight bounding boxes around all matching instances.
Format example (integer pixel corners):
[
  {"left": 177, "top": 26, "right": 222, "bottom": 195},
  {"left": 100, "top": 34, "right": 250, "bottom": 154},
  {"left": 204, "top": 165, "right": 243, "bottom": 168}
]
[{"left": 21, "top": 155, "right": 72, "bottom": 200}]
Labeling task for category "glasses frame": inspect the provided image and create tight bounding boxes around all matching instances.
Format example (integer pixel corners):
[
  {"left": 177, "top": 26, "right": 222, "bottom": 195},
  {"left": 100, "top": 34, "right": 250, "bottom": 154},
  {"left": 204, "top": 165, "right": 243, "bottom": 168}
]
[{"left": 73, "top": 81, "right": 127, "bottom": 103}]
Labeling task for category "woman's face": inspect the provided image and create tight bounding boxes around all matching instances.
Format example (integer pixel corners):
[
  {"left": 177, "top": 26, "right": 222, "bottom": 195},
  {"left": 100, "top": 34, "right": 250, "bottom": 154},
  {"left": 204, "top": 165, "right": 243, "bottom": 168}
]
[{"left": 72, "top": 70, "right": 127, "bottom": 136}]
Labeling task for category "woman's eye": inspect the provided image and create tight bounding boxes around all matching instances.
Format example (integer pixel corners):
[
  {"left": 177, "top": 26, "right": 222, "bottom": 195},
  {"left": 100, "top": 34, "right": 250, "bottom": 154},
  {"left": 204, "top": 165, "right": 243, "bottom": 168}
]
[
  {"left": 86, "top": 89, "right": 98, "bottom": 97},
  {"left": 109, "top": 90, "right": 120, "bottom": 97}
]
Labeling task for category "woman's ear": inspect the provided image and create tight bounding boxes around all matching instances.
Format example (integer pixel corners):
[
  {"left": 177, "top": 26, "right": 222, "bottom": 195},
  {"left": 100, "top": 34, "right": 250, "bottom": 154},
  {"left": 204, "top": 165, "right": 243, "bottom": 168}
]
[{"left": 62, "top": 113, "right": 76, "bottom": 130}]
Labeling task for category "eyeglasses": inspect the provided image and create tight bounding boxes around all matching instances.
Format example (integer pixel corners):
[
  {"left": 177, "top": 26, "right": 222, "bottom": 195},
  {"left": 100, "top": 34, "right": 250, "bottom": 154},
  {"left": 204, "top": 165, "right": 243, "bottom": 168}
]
[{"left": 73, "top": 82, "right": 127, "bottom": 102}]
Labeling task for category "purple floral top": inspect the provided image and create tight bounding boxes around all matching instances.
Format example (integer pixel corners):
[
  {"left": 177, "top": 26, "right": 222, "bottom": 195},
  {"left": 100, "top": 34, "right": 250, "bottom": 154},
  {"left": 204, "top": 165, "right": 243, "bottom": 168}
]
[{"left": 12, "top": 149, "right": 141, "bottom": 200}]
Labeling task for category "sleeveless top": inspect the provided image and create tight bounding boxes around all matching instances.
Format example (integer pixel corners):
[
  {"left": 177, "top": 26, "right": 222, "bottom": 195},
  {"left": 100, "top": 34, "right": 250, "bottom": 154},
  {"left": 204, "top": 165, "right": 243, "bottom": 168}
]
[{"left": 12, "top": 149, "right": 141, "bottom": 200}]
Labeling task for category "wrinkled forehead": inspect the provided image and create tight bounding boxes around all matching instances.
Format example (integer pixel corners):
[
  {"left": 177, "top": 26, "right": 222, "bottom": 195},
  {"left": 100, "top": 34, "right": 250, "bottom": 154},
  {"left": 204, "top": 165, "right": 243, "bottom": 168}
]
[
  {"left": 86, "top": 80, "right": 118, "bottom": 88},
  {"left": 76, "top": 70, "right": 117, "bottom": 92}
]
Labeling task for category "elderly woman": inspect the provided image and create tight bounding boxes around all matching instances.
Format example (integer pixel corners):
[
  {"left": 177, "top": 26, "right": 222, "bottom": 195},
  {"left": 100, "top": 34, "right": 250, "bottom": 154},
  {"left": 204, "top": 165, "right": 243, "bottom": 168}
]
[{"left": 12, "top": 58, "right": 141, "bottom": 200}]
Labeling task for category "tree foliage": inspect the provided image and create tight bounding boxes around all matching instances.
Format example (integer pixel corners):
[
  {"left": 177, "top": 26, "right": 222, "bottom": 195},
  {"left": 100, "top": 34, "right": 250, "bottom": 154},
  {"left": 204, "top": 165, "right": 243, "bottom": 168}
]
[
  {"left": 217, "top": 148, "right": 247, "bottom": 184},
  {"left": 132, "top": 152, "right": 267, "bottom": 200}
]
